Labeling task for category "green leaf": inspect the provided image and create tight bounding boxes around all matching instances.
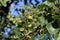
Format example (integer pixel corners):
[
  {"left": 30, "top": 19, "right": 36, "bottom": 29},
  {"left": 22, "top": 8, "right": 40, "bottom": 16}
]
[
  {"left": 0, "top": 0, "right": 11, "bottom": 6},
  {"left": 39, "top": 16, "right": 48, "bottom": 26},
  {"left": 46, "top": 23, "right": 59, "bottom": 34},
  {"left": 57, "top": 33, "right": 60, "bottom": 40},
  {"left": 43, "top": 1, "right": 55, "bottom": 7}
]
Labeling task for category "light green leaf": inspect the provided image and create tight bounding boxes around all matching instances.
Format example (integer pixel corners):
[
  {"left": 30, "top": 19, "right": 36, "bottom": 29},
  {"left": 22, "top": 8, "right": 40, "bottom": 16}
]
[
  {"left": 57, "top": 33, "right": 60, "bottom": 40},
  {"left": 43, "top": 1, "right": 55, "bottom": 7},
  {"left": 39, "top": 16, "right": 48, "bottom": 26},
  {"left": 46, "top": 23, "right": 58, "bottom": 34}
]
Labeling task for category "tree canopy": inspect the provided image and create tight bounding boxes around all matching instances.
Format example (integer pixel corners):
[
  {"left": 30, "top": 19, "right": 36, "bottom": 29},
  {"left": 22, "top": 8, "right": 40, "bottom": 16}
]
[{"left": 0, "top": 0, "right": 60, "bottom": 40}]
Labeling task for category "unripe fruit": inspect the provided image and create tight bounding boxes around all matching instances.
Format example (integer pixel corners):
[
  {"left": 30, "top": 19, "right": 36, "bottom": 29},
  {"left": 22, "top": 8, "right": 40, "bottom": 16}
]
[
  {"left": 20, "top": 28, "right": 24, "bottom": 32},
  {"left": 10, "top": 18, "right": 13, "bottom": 21},
  {"left": 18, "top": 20, "right": 22, "bottom": 23},
  {"left": 28, "top": 24, "right": 32, "bottom": 27},
  {"left": 28, "top": 16, "right": 33, "bottom": 19}
]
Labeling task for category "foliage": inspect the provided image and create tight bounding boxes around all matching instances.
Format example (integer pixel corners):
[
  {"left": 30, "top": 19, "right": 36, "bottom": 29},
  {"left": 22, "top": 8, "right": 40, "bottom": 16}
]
[
  {"left": 0, "top": 0, "right": 60, "bottom": 40},
  {"left": 0, "top": 0, "right": 11, "bottom": 7}
]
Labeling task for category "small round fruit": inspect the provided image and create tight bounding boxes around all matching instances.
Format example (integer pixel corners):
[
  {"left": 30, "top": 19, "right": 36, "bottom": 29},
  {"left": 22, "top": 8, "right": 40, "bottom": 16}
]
[
  {"left": 28, "top": 24, "right": 32, "bottom": 27},
  {"left": 28, "top": 16, "right": 33, "bottom": 19},
  {"left": 20, "top": 28, "right": 25, "bottom": 32}
]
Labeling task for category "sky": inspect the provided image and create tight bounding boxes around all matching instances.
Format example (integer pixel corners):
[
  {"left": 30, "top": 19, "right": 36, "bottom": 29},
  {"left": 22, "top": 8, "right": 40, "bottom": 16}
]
[{"left": 10, "top": 0, "right": 43, "bottom": 17}]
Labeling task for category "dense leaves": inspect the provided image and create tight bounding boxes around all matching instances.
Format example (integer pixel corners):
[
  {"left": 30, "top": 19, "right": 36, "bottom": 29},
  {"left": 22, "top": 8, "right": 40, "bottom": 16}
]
[{"left": 0, "top": 0, "right": 60, "bottom": 40}]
